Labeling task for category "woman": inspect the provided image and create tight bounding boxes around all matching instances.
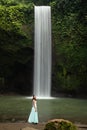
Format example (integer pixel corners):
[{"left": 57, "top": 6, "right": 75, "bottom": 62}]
[{"left": 28, "top": 95, "right": 38, "bottom": 124}]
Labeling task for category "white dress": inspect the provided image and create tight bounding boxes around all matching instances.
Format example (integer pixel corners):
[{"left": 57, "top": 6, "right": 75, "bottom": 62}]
[{"left": 28, "top": 100, "right": 38, "bottom": 123}]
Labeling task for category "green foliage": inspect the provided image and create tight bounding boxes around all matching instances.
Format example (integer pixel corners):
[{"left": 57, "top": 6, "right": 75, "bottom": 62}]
[
  {"left": 0, "top": 3, "right": 34, "bottom": 32},
  {"left": 0, "top": 0, "right": 18, "bottom": 6},
  {"left": 0, "top": 1, "right": 34, "bottom": 50},
  {"left": 0, "top": 0, "right": 34, "bottom": 94},
  {"left": 51, "top": 0, "right": 87, "bottom": 95}
]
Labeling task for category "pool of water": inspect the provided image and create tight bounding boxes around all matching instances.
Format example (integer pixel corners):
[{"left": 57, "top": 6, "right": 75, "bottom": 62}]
[
  {"left": 35, "top": 97, "right": 87, "bottom": 124},
  {"left": 0, "top": 96, "right": 87, "bottom": 124}
]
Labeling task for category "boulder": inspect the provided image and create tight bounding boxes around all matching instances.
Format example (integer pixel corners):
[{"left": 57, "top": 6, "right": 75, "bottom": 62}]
[{"left": 44, "top": 119, "right": 77, "bottom": 130}]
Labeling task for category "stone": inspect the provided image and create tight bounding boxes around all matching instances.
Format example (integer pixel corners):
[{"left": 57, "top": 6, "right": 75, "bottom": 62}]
[{"left": 44, "top": 119, "right": 77, "bottom": 130}]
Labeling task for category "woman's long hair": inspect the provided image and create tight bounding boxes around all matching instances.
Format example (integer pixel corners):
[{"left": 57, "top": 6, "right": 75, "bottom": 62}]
[{"left": 32, "top": 95, "right": 37, "bottom": 101}]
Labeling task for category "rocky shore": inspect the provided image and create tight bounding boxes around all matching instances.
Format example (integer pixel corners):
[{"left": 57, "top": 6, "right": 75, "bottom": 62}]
[{"left": 0, "top": 122, "right": 87, "bottom": 130}]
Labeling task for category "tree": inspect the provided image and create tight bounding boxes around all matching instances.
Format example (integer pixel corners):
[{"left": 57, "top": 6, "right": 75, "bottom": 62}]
[{"left": 50, "top": 0, "right": 87, "bottom": 96}]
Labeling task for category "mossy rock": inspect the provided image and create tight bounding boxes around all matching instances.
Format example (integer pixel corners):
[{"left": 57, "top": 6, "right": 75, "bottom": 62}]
[{"left": 44, "top": 119, "right": 77, "bottom": 130}]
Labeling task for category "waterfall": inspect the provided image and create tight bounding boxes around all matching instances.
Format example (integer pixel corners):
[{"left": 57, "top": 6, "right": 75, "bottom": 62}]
[{"left": 34, "top": 6, "right": 52, "bottom": 97}]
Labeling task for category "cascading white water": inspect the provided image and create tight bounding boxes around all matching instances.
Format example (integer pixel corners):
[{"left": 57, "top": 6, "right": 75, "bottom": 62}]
[{"left": 34, "top": 6, "right": 52, "bottom": 97}]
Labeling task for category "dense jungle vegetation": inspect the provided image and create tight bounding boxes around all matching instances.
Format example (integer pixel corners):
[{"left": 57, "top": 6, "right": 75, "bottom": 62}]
[{"left": 0, "top": 0, "right": 87, "bottom": 97}]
